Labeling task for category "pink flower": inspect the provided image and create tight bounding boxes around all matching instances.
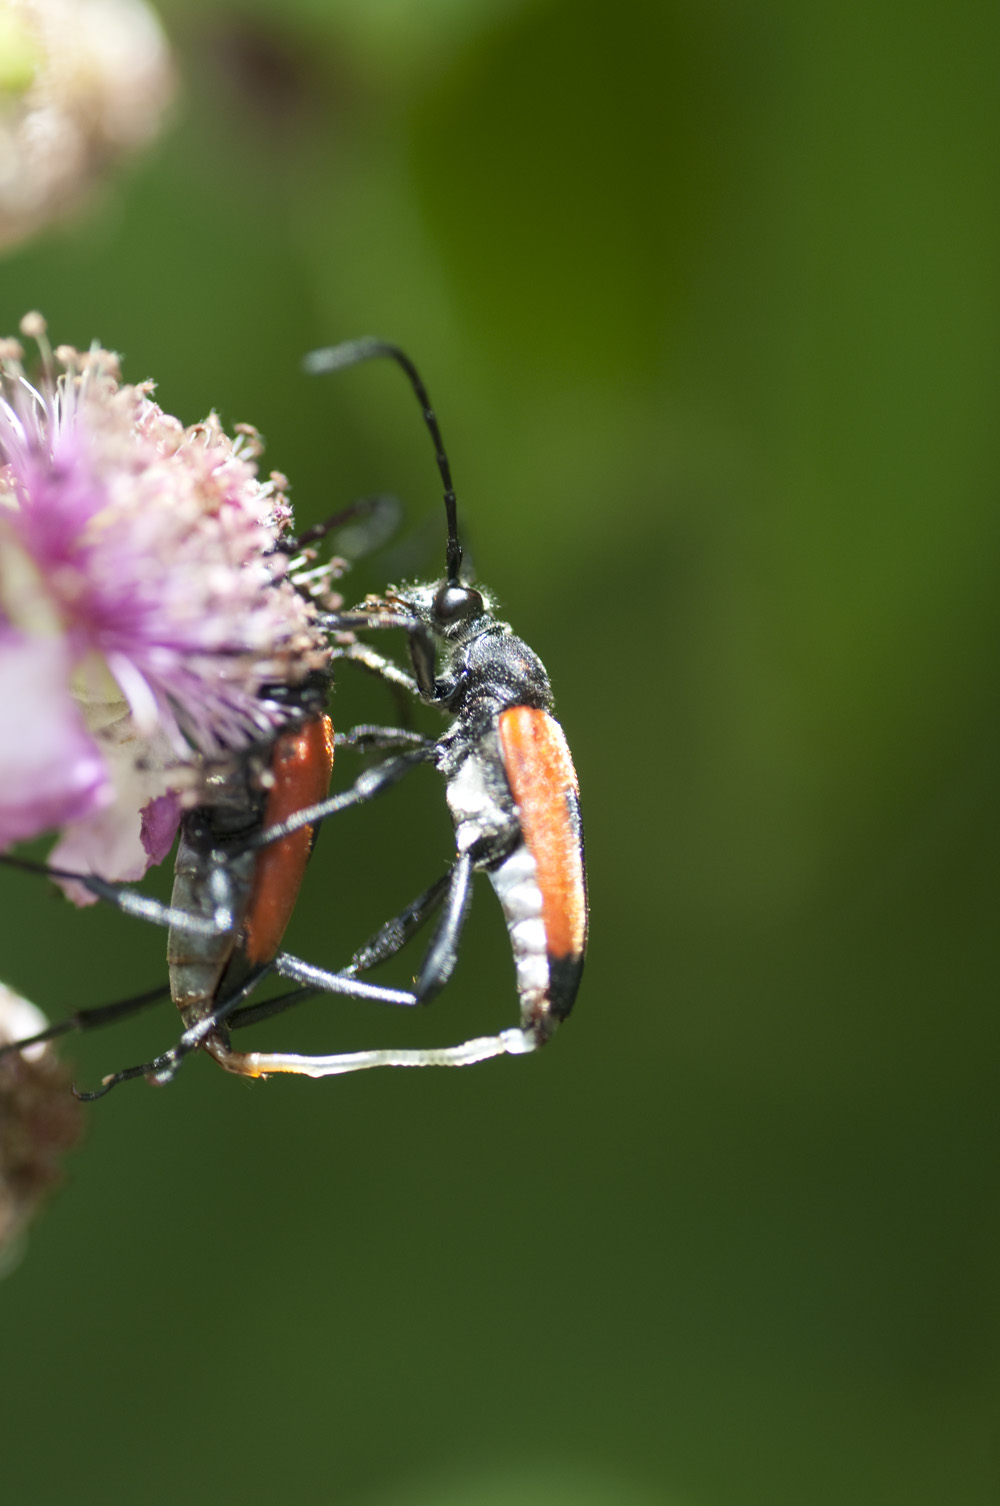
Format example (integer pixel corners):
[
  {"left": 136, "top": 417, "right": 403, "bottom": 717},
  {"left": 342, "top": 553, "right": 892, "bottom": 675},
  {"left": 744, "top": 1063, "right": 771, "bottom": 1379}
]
[{"left": 0, "top": 314, "right": 329, "bottom": 890}]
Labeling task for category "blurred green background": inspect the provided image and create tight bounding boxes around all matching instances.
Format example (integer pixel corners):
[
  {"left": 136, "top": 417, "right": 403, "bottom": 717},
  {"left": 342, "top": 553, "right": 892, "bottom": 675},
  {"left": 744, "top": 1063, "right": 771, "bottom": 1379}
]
[{"left": 2, "top": 2, "right": 999, "bottom": 1503}]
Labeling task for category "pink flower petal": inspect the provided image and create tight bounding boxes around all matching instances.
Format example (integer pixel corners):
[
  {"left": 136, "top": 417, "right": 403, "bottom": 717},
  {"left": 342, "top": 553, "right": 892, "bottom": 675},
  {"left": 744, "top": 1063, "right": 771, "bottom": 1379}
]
[
  {"left": 49, "top": 806, "right": 148, "bottom": 905},
  {"left": 140, "top": 790, "right": 181, "bottom": 865},
  {"left": 0, "top": 634, "right": 110, "bottom": 848},
  {"left": 49, "top": 713, "right": 184, "bottom": 903}
]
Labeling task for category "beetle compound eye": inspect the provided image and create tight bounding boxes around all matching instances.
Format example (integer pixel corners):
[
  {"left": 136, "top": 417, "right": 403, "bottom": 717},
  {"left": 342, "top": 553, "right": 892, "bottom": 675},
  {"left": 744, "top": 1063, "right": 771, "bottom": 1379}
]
[{"left": 434, "top": 585, "right": 483, "bottom": 623}]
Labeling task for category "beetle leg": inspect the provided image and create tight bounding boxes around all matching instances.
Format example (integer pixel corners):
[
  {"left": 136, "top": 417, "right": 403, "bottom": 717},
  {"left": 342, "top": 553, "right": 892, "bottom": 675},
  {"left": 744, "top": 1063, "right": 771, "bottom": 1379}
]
[
  {"left": 265, "top": 853, "right": 471, "bottom": 1009},
  {"left": 218, "top": 1027, "right": 538, "bottom": 1079},
  {"left": 330, "top": 640, "right": 419, "bottom": 697},
  {"left": 0, "top": 853, "right": 236, "bottom": 937},
  {"left": 73, "top": 965, "right": 274, "bottom": 1098},
  {"left": 334, "top": 725, "right": 430, "bottom": 752},
  {"left": 412, "top": 852, "right": 473, "bottom": 1003},
  {"left": 240, "top": 746, "right": 433, "bottom": 850},
  {"left": 342, "top": 871, "right": 452, "bottom": 978},
  {"left": 0, "top": 982, "right": 170, "bottom": 1059}
]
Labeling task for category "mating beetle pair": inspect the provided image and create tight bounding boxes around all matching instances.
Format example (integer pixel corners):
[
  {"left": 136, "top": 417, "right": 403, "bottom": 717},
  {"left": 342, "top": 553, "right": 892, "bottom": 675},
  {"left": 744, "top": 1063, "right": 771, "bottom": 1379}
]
[{"left": 1, "top": 340, "right": 588, "bottom": 1093}]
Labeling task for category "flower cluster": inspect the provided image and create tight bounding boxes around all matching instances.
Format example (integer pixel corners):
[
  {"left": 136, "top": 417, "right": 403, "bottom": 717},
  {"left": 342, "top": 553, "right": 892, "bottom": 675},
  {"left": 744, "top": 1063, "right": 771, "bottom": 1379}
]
[
  {"left": 0, "top": 0, "right": 175, "bottom": 251},
  {"left": 0, "top": 313, "right": 330, "bottom": 890}
]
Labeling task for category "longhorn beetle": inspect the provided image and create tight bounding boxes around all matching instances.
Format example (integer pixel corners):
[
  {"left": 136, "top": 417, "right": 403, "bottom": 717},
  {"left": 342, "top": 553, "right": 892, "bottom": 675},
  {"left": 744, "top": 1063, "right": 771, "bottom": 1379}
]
[
  {"left": 128, "top": 337, "right": 590, "bottom": 1083},
  {"left": 1, "top": 342, "right": 588, "bottom": 1090}
]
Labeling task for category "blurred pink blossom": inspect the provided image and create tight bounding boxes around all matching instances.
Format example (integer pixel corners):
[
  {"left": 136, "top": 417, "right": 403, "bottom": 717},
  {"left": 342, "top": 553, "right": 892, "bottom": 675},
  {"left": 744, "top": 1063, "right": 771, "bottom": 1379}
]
[{"left": 0, "top": 0, "right": 176, "bottom": 252}]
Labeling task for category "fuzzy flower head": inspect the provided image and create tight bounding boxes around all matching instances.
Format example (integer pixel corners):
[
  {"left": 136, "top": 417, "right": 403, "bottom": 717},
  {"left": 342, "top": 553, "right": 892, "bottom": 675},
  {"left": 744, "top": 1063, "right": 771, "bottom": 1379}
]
[
  {"left": 0, "top": 0, "right": 175, "bottom": 252},
  {"left": 0, "top": 981, "right": 82, "bottom": 1261},
  {"left": 0, "top": 313, "right": 331, "bottom": 887}
]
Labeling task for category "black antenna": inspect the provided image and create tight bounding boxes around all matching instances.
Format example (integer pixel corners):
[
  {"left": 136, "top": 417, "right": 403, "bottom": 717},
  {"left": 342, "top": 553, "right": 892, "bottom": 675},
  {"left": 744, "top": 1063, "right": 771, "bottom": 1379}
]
[{"left": 304, "top": 338, "right": 463, "bottom": 585}]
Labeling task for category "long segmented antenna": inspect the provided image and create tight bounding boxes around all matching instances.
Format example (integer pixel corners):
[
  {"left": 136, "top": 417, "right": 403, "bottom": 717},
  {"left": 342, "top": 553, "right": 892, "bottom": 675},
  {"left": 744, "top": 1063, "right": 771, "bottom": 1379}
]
[{"left": 303, "top": 338, "right": 463, "bottom": 585}]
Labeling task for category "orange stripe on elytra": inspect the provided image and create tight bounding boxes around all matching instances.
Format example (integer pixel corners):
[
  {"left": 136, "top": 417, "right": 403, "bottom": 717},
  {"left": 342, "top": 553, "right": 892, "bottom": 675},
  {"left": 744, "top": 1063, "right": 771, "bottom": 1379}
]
[
  {"left": 498, "top": 706, "right": 586, "bottom": 961},
  {"left": 243, "top": 714, "right": 334, "bottom": 965}
]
